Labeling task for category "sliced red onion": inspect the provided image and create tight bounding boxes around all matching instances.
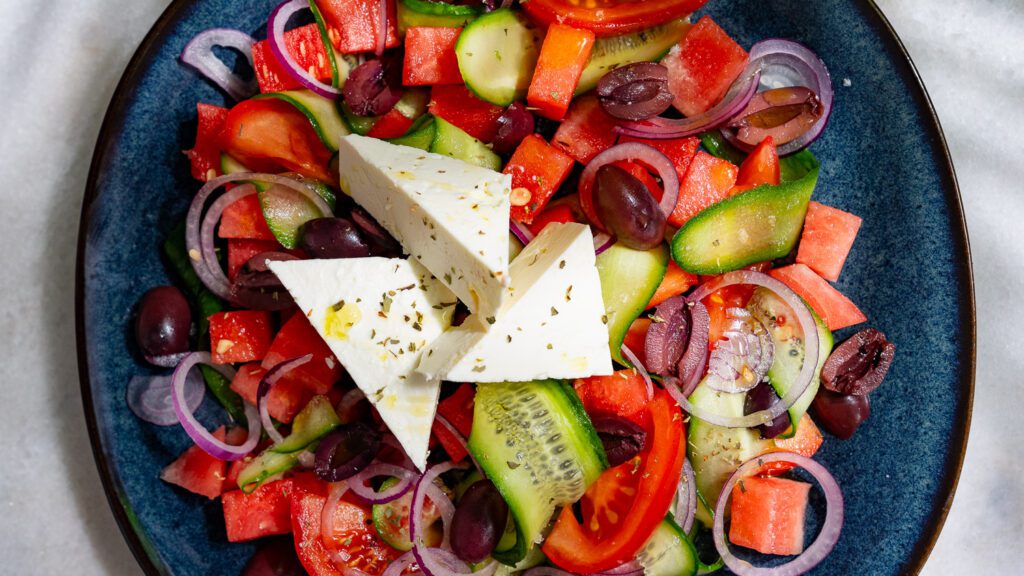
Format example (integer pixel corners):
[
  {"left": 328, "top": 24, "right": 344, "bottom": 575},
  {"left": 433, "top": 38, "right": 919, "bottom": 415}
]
[
  {"left": 297, "top": 449, "right": 316, "bottom": 469},
  {"left": 509, "top": 220, "right": 535, "bottom": 246},
  {"left": 268, "top": 0, "right": 342, "bottom": 99},
  {"left": 348, "top": 463, "right": 417, "bottom": 504},
  {"left": 258, "top": 355, "right": 313, "bottom": 445},
  {"left": 321, "top": 481, "right": 350, "bottom": 547},
  {"left": 579, "top": 143, "right": 680, "bottom": 225},
  {"left": 674, "top": 458, "right": 697, "bottom": 534},
  {"left": 664, "top": 271, "right": 818, "bottom": 429},
  {"left": 144, "top": 352, "right": 188, "bottom": 368},
  {"left": 198, "top": 185, "right": 258, "bottom": 300},
  {"left": 375, "top": 0, "right": 388, "bottom": 56},
  {"left": 616, "top": 64, "right": 761, "bottom": 140},
  {"left": 620, "top": 344, "right": 654, "bottom": 401},
  {"left": 127, "top": 370, "right": 205, "bottom": 426},
  {"left": 593, "top": 231, "right": 615, "bottom": 255},
  {"left": 179, "top": 28, "right": 258, "bottom": 101},
  {"left": 704, "top": 308, "right": 774, "bottom": 394},
  {"left": 598, "top": 561, "right": 644, "bottom": 576},
  {"left": 383, "top": 550, "right": 418, "bottom": 576},
  {"left": 411, "top": 461, "right": 474, "bottom": 576},
  {"left": 172, "top": 352, "right": 261, "bottom": 460},
  {"left": 713, "top": 452, "right": 843, "bottom": 576}
]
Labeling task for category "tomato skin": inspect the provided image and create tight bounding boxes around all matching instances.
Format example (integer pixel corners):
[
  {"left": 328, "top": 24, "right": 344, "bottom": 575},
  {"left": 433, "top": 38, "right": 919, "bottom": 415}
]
[
  {"left": 735, "top": 136, "right": 781, "bottom": 188},
  {"left": 185, "top": 103, "right": 228, "bottom": 182},
  {"left": 319, "top": 0, "right": 400, "bottom": 54},
  {"left": 366, "top": 108, "right": 416, "bottom": 139},
  {"left": 617, "top": 135, "right": 700, "bottom": 182},
  {"left": 219, "top": 194, "right": 278, "bottom": 241},
  {"left": 221, "top": 98, "right": 333, "bottom": 182},
  {"left": 431, "top": 383, "right": 476, "bottom": 462},
  {"left": 526, "top": 203, "right": 578, "bottom": 236},
  {"left": 521, "top": 0, "right": 709, "bottom": 37}
]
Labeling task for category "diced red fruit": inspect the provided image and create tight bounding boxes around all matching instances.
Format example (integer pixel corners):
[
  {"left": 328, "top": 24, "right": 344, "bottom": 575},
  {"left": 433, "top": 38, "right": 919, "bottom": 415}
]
[
  {"left": 668, "top": 151, "right": 739, "bottom": 227},
  {"left": 735, "top": 136, "right": 781, "bottom": 188},
  {"left": 729, "top": 476, "right": 811, "bottom": 556},
  {"left": 319, "top": 0, "right": 399, "bottom": 55},
  {"left": 222, "top": 478, "right": 301, "bottom": 542},
  {"left": 219, "top": 194, "right": 277, "bottom": 241},
  {"left": 230, "top": 362, "right": 312, "bottom": 424},
  {"left": 227, "top": 239, "right": 303, "bottom": 281},
  {"left": 648, "top": 260, "right": 699, "bottom": 309},
  {"left": 504, "top": 134, "right": 576, "bottom": 224},
  {"left": 623, "top": 318, "right": 650, "bottom": 368},
  {"left": 209, "top": 310, "right": 273, "bottom": 364},
  {"left": 574, "top": 370, "right": 650, "bottom": 427},
  {"left": 428, "top": 85, "right": 504, "bottom": 142},
  {"left": 759, "top": 414, "right": 824, "bottom": 476},
  {"left": 527, "top": 24, "right": 596, "bottom": 120},
  {"left": 617, "top": 135, "right": 700, "bottom": 183},
  {"left": 769, "top": 264, "right": 867, "bottom": 331},
  {"left": 252, "top": 23, "right": 333, "bottom": 94},
  {"left": 403, "top": 27, "right": 463, "bottom": 86},
  {"left": 160, "top": 427, "right": 229, "bottom": 499},
  {"left": 796, "top": 201, "right": 863, "bottom": 282},
  {"left": 662, "top": 16, "right": 749, "bottom": 117},
  {"left": 527, "top": 203, "right": 579, "bottom": 236},
  {"left": 553, "top": 94, "right": 619, "bottom": 164},
  {"left": 185, "top": 103, "right": 229, "bottom": 183},
  {"left": 432, "top": 383, "right": 475, "bottom": 461},
  {"left": 703, "top": 284, "right": 756, "bottom": 344},
  {"left": 366, "top": 107, "right": 415, "bottom": 139},
  {"left": 221, "top": 98, "right": 334, "bottom": 182},
  {"left": 291, "top": 489, "right": 343, "bottom": 576},
  {"left": 263, "top": 313, "right": 344, "bottom": 395}
]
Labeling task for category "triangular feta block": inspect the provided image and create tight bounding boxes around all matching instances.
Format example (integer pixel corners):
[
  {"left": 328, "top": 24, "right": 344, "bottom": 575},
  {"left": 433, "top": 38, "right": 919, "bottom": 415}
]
[
  {"left": 269, "top": 257, "right": 457, "bottom": 470},
  {"left": 336, "top": 134, "right": 511, "bottom": 322},
  {"left": 418, "top": 223, "right": 613, "bottom": 382}
]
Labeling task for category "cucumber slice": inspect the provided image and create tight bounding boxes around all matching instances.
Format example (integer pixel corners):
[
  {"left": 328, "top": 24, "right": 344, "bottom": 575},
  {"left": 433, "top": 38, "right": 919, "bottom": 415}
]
[
  {"left": 469, "top": 380, "right": 607, "bottom": 565},
  {"left": 430, "top": 116, "right": 502, "bottom": 170},
  {"left": 456, "top": 9, "right": 544, "bottom": 106},
  {"left": 402, "top": 0, "right": 480, "bottom": 17},
  {"left": 253, "top": 89, "right": 350, "bottom": 151},
  {"left": 595, "top": 242, "right": 669, "bottom": 365},
  {"left": 372, "top": 477, "right": 443, "bottom": 550},
  {"left": 398, "top": 1, "right": 476, "bottom": 32},
  {"left": 341, "top": 102, "right": 377, "bottom": 136},
  {"left": 237, "top": 450, "right": 303, "bottom": 493},
  {"left": 269, "top": 395, "right": 341, "bottom": 453},
  {"left": 687, "top": 381, "right": 770, "bottom": 527},
  {"left": 747, "top": 287, "right": 833, "bottom": 438},
  {"left": 220, "top": 153, "right": 270, "bottom": 192},
  {"left": 637, "top": 518, "right": 699, "bottom": 576},
  {"left": 576, "top": 19, "right": 691, "bottom": 95},
  {"left": 671, "top": 152, "right": 820, "bottom": 275},
  {"left": 389, "top": 115, "right": 436, "bottom": 151},
  {"left": 259, "top": 178, "right": 333, "bottom": 248}
]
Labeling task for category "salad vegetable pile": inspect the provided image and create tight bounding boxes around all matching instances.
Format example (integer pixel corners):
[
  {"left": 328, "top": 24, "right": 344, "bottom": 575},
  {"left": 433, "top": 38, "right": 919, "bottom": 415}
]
[{"left": 128, "top": 0, "right": 898, "bottom": 574}]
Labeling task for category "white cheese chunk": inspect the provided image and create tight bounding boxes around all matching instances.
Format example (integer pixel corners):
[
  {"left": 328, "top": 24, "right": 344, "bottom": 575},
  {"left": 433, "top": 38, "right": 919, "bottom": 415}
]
[
  {"left": 269, "top": 257, "right": 458, "bottom": 470},
  {"left": 417, "top": 222, "right": 613, "bottom": 383},
  {"left": 336, "top": 135, "right": 511, "bottom": 322}
]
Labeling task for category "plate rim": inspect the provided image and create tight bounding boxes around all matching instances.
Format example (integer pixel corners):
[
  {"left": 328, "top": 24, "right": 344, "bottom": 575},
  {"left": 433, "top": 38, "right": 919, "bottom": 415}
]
[{"left": 74, "top": 1, "right": 976, "bottom": 574}]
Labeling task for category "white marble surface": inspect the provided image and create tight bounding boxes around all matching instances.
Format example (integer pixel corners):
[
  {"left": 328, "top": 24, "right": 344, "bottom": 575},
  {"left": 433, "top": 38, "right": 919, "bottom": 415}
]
[{"left": 0, "top": 0, "right": 1018, "bottom": 573}]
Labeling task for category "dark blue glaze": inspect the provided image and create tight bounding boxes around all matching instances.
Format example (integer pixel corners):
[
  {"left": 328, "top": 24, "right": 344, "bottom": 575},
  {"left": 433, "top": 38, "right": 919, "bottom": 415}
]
[{"left": 77, "top": 1, "right": 973, "bottom": 574}]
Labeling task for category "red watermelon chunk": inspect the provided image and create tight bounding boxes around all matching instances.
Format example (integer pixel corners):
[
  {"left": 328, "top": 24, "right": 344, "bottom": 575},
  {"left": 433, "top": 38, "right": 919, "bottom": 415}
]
[
  {"left": 222, "top": 478, "right": 300, "bottom": 542},
  {"left": 668, "top": 151, "right": 739, "bottom": 227},
  {"left": 796, "top": 201, "right": 863, "bottom": 282},
  {"left": 428, "top": 85, "right": 504, "bottom": 142},
  {"left": 770, "top": 264, "right": 867, "bottom": 331},
  {"left": 252, "top": 23, "right": 333, "bottom": 94},
  {"left": 729, "top": 476, "right": 811, "bottom": 556},
  {"left": 220, "top": 194, "right": 277, "bottom": 241},
  {"left": 230, "top": 362, "right": 315, "bottom": 425},
  {"left": 662, "top": 16, "right": 749, "bottom": 117},
  {"left": 185, "top": 103, "right": 228, "bottom": 183},
  {"left": 262, "top": 313, "right": 344, "bottom": 395},
  {"left": 552, "top": 94, "right": 618, "bottom": 164},
  {"left": 160, "top": 427, "right": 229, "bottom": 499}
]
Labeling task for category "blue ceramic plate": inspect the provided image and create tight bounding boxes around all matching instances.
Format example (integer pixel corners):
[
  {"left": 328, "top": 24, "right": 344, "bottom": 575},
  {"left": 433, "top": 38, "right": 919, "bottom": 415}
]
[{"left": 76, "top": 1, "right": 974, "bottom": 574}]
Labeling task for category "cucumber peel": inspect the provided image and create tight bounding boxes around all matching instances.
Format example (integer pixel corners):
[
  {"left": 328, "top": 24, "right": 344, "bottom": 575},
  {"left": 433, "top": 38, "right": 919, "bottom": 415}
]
[
  {"left": 576, "top": 20, "right": 691, "bottom": 95},
  {"left": 456, "top": 9, "right": 543, "bottom": 106},
  {"left": 430, "top": 116, "right": 501, "bottom": 170},
  {"left": 596, "top": 242, "right": 669, "bottom": 365}
]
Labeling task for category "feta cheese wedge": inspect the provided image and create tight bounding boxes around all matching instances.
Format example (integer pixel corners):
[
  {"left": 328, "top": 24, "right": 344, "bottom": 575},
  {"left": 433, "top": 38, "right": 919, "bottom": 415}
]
[
  {"left": 336, "top": 134, "right": 511, "bottom": 322},
  {"left": 418, "top": 223, "right": 613, "bottom": 383},
  {"left": 269, "top": 257, "right": 458, "bottom": 470}
]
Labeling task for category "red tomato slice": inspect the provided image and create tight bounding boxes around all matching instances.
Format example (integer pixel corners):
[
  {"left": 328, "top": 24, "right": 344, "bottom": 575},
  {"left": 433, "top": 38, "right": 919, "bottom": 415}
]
[
  {"left": 185, "top": 103, "right": 228, "bottom": 182},
  {"left": 221, "top": 98, "right": 333, "bottom": 182},
  {"left": 735, "top": 136, "right": 781, "bottom": 188},
  {"left": 522, "top": 0, "right": 709, "bottom": 37}
]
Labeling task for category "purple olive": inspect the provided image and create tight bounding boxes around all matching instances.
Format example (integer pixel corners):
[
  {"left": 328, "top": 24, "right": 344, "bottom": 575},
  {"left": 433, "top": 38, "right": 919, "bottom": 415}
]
[
  {"left": 744, "top": 381, "right": 791, "bottom": 440},
  {"left": 726, "top": 87, "right": 824, "bottom": 148},
  {"left": 812, "top": 388, "right": 871, "bottom": 440},
  {"left": 451, "top": 480, "right": 508, "bottom": 563},
  {"left": 821, "top": 328, "right": 896, "bottom": 396},
  {"left": 242, "top": 539, "right": 305, "bottom": 576},
  {"left": 591, "top": 415, "right": 646, "bottom": 466},
  {"left": 135, "top": 286, "right": 192, "bottom": 360},
  {"left": 593, "top": 164, "right": 666, "bottom": 250},
  {"left": 350, "top": 206, "right": 403, "bottom": 257},
  {"left": 597, "top": 62, "right": 674, "bottom": 121},
  {"left": 343, "top": 58, "right": 403, "bottom": 117},
  {"left": 314, "top": 422, "right": 381, "bottom": 482},
  {"left": 230, "top": 252, "right": 299, "bottom": 311},
  {"left": 492, "top": 102, "right": 535, "bottom": 154},
  {"left": 300, "top": 217, "right": 372, "bottom": 259}
]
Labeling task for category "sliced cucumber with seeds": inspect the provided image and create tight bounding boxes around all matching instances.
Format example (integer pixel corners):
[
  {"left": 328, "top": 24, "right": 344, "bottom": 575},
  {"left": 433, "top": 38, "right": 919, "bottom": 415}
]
[
  {"left": 389, "top": 115, "right": 436, "bottom": 151},
  {"left": 372, "top": 477, "right": 443, "bottom": 550},
  {"left": 456, "top": 9, "right": 544, "bottom": 106},
  {"left": 637, "top": 518, "right": 699, "bottom": 576},
  {"left": 576, "top": 19, "right": 691, "bottom": 95},
  {"left": 430, "top": 116, "right": 501, "bottom": 170},
  {"left": 253, "top": 89, "right": 350, "bottom": 151},
  {"left": 469, "top": 380, "right": 606, "bottom": 566},
  {"left": 260, "top": 182, "right": 329, "bottom": 248},
  {"left": 596, "top": 242, "right": 669, "bottom": 365}
]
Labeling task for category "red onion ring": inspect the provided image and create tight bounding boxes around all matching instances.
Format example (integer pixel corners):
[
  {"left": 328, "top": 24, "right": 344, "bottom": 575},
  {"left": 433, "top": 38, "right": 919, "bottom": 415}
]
[
  {"left": 127, "top": 371, "right": 205, "bottom": 426},
  {"left": 599, "top": 561, "right": 644, "bottom": 576},
  {"left": 578, "top": 143, "right": 680, "bottom": 225},
  {"left": 713, "top": 452, "right": 843, "bottom": 576},
  {"left": 593, "top": 231, "right": 615, "bottom": 256},
  {"left": 198, "top": 185, "right": 258, "bottom": 300},
  {"left": 383, "top": 550, "right": 418, "bottom": 576},
  {"left": 674, "top": 458, "right": 697, "bottom": 534},
  {"left": 616, "top": 64, "right": 761, "bottom": 140},
  {"left": 620, "top": 344, "right": 654, "bottom": 401},
  {"left": 664, "top": 271, "right": 818, "bottom": 429},
  {"left": 268, "top": 0, "right": 343, "bottom": 99},
  {"left": 257, "top": 354, "right": 313, "bottom": 445},
  {"left": 171, "top": 352, "right": 261, "bottom": 460},
  {"left": 509, "top": 220, "right": 535, "bottom": 246},
  {"left": 321, "top": 481, "right": 350, "bottom": 550},
  {"left": 705, "top": 308, "right": 774, "bottom": 394},
  {"left": 375, "top": 0, "right": 389, "bottom": 56},
  {"left": 179, "top": 28, "right": 258, "bottom": 101},
  {"left": 411, "top": 462, "right": 487, "bottom": 576},
  {"left": 348, "top": 463, "right": 417, "bottom": 504}
]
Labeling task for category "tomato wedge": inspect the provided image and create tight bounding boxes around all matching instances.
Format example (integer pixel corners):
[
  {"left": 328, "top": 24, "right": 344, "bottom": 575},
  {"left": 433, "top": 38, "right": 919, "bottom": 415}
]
[
  {"left": 522, "top": 0, "right": 709, "bottom": 37},
  {"left": 221, "top": 98, "right": 333, "bottom": 182},
  {"left": 542, "top": 390, "right": 685, "bottom": 573}
]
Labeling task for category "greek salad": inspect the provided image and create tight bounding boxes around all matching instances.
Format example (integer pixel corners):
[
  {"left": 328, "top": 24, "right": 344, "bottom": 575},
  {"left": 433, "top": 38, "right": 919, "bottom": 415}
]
[{"left": 127, "top": 0, "right": 898, "bottom": 574}]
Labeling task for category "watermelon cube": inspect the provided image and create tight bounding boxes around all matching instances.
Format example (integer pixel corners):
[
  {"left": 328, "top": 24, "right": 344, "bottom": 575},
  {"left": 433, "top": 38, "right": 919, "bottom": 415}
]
[
  {"left": 770, "top": 264, "right": 867, "bottom": 331},
  {"left": 662, "top": 16, "right": 749, "bottom": 117},
  {"left": 796, "top": 201, "right": 863, "bottom": 282},
  {"left": 729, "top": 476, "right": 811, "bottom": 556}
]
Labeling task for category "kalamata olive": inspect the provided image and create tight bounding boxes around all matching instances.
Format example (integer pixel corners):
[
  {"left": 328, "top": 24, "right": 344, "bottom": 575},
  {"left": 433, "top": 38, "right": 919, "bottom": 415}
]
[
  {"left": 300, "top": 217, "right": 372, "bottom": 259},
  {"left": 343, "top": 58, "right": 403, "bottom": 117},
  {"left": 492, "top": 102, "right": 536, "bottom": 154},
  {"left": 744, "top": 381, "right": 791, "bottom": 440},
  {"left": 314, "top": 422, "right": 381, "bottom": 482},
  {"left": 451, "top": 480, "right": 509, "bottom": 563},
  {"left": 645, "top": 296, "right": 692, "bottom": 377},
  {"left": 350, "top": 206, "right": 403, "bottom": 257},
  {"left": 593, "top": 164, "right": 666, "bottom": 250},
  {"left": 821, "top": 328, "right": 895, "bottom": 396},
  {"left": 591, "top": 415, "right": 646, "bottom": 466},
  {"left": 242, "top": 538, "right": 306, "bottom": 576},
  {"left": 811, "top": 388, "right": 871, "bottom": 440},
  {"left": 230, "top": 252, "right": 299, "bottom": 311},
  {"left": 726, "top": 87, "right": 823, "bottom": 148},
  {"left": 597, "top": 62, "right": 674, "bottom": 121},
  {"left": 135, "top": 286, "right": 192, "bottom": 360}
]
